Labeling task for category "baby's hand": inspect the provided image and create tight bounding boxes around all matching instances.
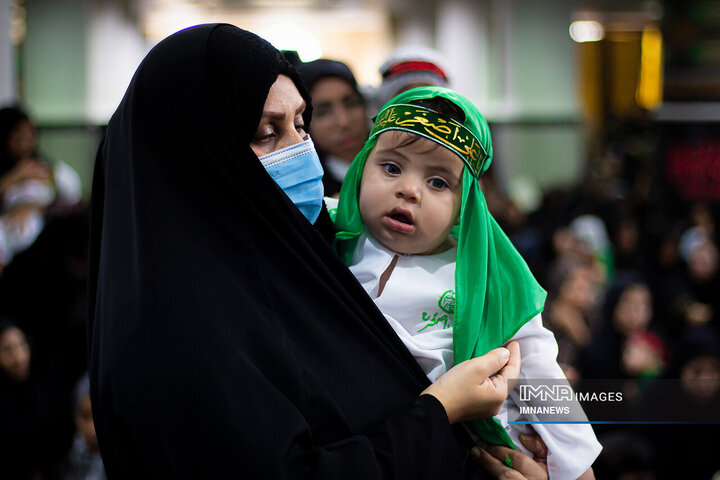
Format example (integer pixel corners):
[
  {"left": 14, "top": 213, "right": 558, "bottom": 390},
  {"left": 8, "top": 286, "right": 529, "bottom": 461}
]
[{"left": 422, "top": 341, "right": 520, "bottom": 424}]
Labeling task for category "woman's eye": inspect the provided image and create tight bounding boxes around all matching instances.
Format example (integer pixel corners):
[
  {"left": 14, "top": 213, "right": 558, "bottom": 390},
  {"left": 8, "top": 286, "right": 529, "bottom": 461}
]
[
  {"left": 382, "top": 163, "right": 401, "bottom": 175},
  {"left": 295, "top": 124, "right": 306, "bottom": 134},
  {"left": 253, "top": 129, "right": 275, "bottom": 143},
  {"left": 428, "top": 178, "right": 448, "bottom": 189}
]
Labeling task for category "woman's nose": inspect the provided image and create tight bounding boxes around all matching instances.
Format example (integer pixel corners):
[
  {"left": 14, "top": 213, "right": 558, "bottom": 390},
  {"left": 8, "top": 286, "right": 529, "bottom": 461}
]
[{"left": 278, "top": 129, "right": 305, "bottom": 150}]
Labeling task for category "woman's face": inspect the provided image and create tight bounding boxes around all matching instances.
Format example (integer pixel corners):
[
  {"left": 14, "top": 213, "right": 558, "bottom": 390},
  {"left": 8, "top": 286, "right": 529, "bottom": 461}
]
[
  {"left": 309, "top": 77, "right": 368, "bottom": 163},
  {"left": 250, "top": 75, "right": 307, "bottom": 157},
  {"left": 0, "top": 326, "right": 31, "bottom": 382}
]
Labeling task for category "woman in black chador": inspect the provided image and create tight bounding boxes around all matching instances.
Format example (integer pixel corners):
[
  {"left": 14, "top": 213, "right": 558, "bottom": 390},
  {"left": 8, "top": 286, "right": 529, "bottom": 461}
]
[{"left": 88, "top": 24, "right": 542, "bottom": 479}]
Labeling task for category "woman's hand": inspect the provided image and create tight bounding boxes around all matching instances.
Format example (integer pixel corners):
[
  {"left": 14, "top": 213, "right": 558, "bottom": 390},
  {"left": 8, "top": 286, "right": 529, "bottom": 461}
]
[
  {"left": 421, "top": 341, "right": 520, "bottom": 424},
  {"left": 472, "top": 433, "right": 549, "bottom": 480}
]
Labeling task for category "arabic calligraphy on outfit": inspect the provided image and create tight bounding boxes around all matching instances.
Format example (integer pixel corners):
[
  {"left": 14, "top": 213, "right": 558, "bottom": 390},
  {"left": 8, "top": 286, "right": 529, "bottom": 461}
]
[{"left": 88, "top": 24, "right": 481, "bottom": 479}]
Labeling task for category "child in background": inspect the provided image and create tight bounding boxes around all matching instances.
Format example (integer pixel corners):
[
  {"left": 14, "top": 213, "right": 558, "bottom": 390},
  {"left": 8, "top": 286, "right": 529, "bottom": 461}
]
[
  {"left": 328, "top": 87, "right": 601, "bottom": 480},
  {"left": 60, "top": 374, "right": 106, "bottom": 480}
]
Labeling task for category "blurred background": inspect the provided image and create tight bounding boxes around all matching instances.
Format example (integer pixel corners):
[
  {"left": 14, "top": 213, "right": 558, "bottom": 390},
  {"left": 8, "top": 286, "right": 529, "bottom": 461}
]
[
  {"left": 0, "top": 0, "right": 696, "bottom": 194},
  {"left": 1, "top": 1, "right": 720, "bottom": 479}
]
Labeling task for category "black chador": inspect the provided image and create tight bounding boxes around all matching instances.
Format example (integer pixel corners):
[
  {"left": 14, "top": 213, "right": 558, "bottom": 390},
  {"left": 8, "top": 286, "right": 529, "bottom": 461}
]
[{"left": 88, "top": 24, "right": 479, "bottom": 478}]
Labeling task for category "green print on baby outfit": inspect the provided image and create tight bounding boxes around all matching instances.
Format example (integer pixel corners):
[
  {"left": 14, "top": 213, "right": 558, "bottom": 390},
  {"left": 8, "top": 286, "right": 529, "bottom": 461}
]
[
  {"left": 418, "top": 290, "right": 456, "bottom": 332},
  {"left": 439, "top": 290, "right": 455, "bottom": 314}
]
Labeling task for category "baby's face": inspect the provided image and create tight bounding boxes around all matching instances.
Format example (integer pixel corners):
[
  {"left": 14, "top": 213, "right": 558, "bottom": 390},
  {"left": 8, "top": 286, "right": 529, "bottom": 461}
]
[{"left": 358, "top": 131, "right": 463, "bottom": 255}]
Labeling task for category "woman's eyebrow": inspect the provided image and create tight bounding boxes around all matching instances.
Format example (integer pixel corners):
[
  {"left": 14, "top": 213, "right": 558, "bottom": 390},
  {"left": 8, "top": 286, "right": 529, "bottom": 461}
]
[
  {"left": 262, "top": 111, "right": 286, "bottom": 120},
  {"left": 262, "top": 102, "right": 306, "bottom": 119}
]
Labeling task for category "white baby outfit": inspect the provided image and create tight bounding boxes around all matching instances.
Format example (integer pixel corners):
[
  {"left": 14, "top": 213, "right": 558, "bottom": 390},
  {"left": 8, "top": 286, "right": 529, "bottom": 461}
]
[{"left": 328, "top": 198, "right": 602, "bottom": 480}]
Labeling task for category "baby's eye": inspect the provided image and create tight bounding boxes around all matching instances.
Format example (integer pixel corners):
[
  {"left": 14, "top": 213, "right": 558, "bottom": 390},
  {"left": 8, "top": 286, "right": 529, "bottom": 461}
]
[
  {"left": 382, "top": 163, "right": 401, "bottom": 175},
  {"left": 428, "top": 178, "right": 448, "bottom": 189}
]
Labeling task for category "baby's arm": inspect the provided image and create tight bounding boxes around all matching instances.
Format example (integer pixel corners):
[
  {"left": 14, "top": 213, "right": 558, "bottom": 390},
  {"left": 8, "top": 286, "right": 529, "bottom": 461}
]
[{"left": 503, "top": 315, "right": 601, "bottom": 480}]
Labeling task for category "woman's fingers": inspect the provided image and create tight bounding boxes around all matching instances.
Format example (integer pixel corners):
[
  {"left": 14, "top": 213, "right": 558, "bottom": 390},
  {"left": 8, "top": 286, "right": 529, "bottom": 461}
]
[
  {"left": 498, "top": 341, "right": 521, "bottom": 390},
  {"left": 470, "top": 346, "right": 510, "bottom": 379}
]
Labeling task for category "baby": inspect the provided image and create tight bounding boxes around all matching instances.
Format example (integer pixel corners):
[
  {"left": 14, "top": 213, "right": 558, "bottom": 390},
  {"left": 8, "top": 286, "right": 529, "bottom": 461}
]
[{"left": 328, "top": 87, "right": 601, "bottom": 480}]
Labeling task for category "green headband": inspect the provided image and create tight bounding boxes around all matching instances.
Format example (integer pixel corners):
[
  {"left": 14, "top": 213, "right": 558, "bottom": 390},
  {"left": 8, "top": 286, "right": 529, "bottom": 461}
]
[{"left": 370, "top": 104, "right": 489, "bottom": 178}]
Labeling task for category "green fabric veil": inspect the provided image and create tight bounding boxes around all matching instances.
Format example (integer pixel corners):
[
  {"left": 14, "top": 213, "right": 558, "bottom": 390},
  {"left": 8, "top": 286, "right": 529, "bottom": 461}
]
[{"left": 332, "top": 86, "right": 547, "bottom": 447}]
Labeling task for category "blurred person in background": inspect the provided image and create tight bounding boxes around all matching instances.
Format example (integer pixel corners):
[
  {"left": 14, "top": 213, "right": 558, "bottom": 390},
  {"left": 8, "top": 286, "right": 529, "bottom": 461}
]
[
  {"left": 569, "top": 214, "right": 614, "bottom": 285},
  {"left": 579, "top": 277, "right": 657, "bottom": 380},
  {"left": 544, "top": 257, "right": 600, "bottom": 377},
  {"left": 678, "top": 227, "right": 719, "bottom": 325},
  {"left": 371, "top": 45, "right": 450, "bottom": 116},
  {"left": 0, "top": 319, "right": 76, "bottom": 479},
  {"left": 0, "top": 106, "right": 82, "bottom": 273},
  {"left": 299, "top": 59, "right": 369, "bottom": 197},
  {"left": 607, "top": 214, "right": 646, "bottom": 275},
  {"left": 648, "top": 225, "right": 720, "bottom": 337},
  {"left": 620, "top": 330, "right": 666, "bottom": 388},
  {"left": 0, "top": 106, "right": 88, "bottom": 397},
  {"left": 58, "top": 373, "right": 106, "bottom": 480},
  {"left": 635, "top": 326, "right": 720, "bottom": 479},
  {"left": 592, "top": 431, "right": 655, "bottom": 480}
]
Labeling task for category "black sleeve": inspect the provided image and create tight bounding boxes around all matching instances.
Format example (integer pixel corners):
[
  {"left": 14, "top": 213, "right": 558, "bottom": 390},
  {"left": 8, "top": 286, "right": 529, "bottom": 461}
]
[
  {"left": 286, "top": 395, "right": 466, "bottom": 479},
  {"left": 95, "top": 359, "right": 472, "bottom": 479}
]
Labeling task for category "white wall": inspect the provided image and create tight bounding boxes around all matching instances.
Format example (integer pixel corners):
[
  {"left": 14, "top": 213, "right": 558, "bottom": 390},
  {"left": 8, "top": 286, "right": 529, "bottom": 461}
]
[
  {"left": 436, "top": 0, "right": 491, "bottom": 108},
  {"left": 24, "top": 0, "right": 148, "bottom": 123},
  {"left": 24, "top": 0, "right": 88, "bottom": 122},
  {"left": 0, "top": 0, "right": 15, "bottom": 104},
  {"left": 432, "top": 0, "right": 584, "bottom": 191},
  {"left": 87, "top": 2, "right": 149, "bottom": 123},
  {"left": 22, "top": 0, "right": 148, "bottom": 195}
]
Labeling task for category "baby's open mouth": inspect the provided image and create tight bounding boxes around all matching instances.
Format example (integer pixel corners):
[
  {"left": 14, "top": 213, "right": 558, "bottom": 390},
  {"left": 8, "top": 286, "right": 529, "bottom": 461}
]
[
  {"left": 383, "top": 208, "right": 416, "bottom": 234},
  {"left": 390, "top": 212, "right": 413, "bottom": 225}
]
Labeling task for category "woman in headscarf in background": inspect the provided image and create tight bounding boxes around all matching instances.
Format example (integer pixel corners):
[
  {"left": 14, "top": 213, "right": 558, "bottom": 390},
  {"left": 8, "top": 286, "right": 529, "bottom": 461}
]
[
  {"left": 299, "top": 58, "right": 370, "bottom": 197},
  {"left": 88, "top": 24, "right": 547, "bottom": 479}
]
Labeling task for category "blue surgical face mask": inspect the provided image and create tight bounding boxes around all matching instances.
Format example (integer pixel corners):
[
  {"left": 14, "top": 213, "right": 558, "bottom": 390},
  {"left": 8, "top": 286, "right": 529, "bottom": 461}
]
[{"left": 258, "top": 137, "right": 325, "bottom": 224}]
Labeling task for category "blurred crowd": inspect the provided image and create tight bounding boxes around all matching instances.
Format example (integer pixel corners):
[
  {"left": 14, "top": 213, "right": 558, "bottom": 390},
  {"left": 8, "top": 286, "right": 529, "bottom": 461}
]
[
  {"left": 0, "top": 105, "right": 97, "bottom": 479},
  {"left": 1, "top": 44, "right": 718, "bottom": 480}
]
